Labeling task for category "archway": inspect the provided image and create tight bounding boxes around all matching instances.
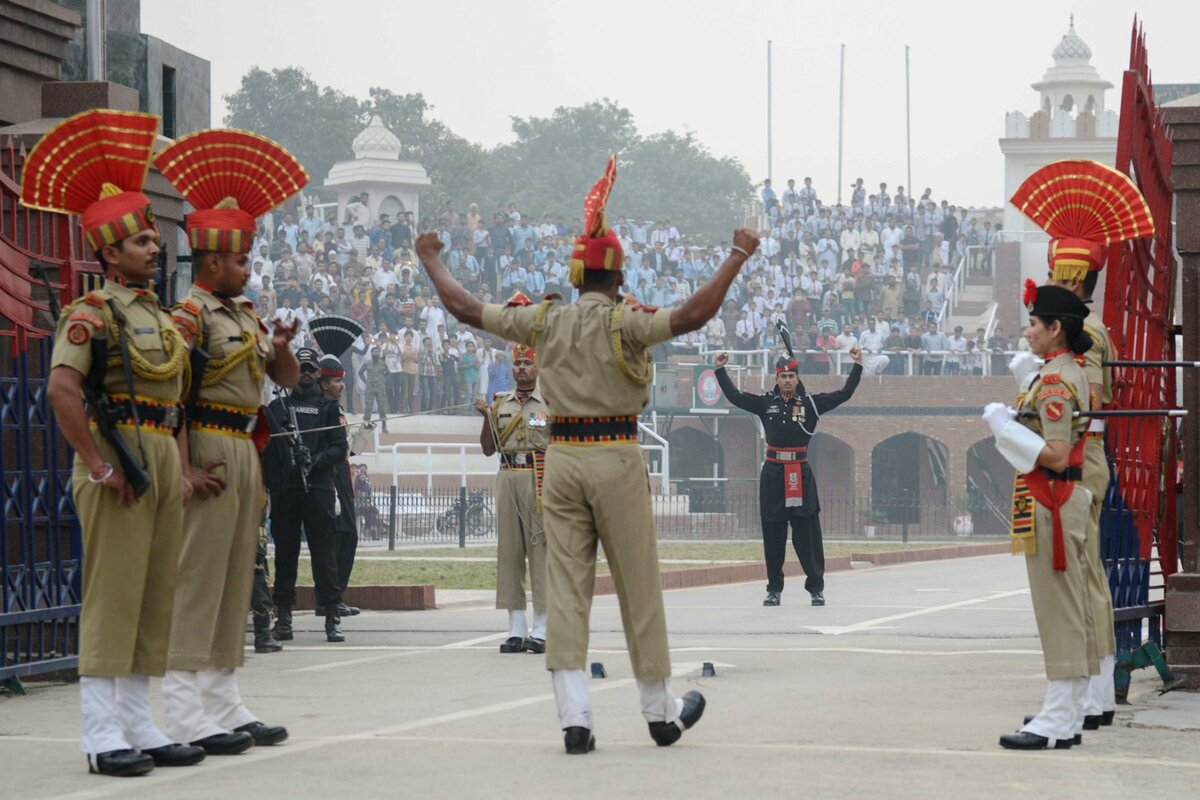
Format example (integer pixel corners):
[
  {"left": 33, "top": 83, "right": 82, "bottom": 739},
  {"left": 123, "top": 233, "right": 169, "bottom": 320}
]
[
  {"left": 809, "top": 432, "right": 854, "bottom": 503},
  {"left": 379, "top": 195, "right": 406, "bottom": 222},
  {"left": 1061, "top": 94, "right": 1074, "bottom": 112},
  {"left": 667, "top": 426, "right": 725, "bottom": 512},
  {"left": 966, "top": 437, "right": 1012, "bottom": 538},
  {"left": 871, "top": 432, "right": 949, "bottom": 523}
]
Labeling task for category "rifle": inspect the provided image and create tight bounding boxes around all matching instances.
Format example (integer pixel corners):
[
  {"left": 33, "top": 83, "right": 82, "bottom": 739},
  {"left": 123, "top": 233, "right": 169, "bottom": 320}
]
[
  {"left": 274, "top": 388, "right": 313, "bottom": 492},
  {"left": 34, "top": 263, "right": 152, "bottom": 497}
]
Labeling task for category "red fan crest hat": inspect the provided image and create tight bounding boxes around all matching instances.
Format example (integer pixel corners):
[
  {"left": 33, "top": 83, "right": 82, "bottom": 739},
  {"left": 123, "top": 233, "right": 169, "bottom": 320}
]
[
  {"left": 568, "top": 155, "right": 623, "bottom": 287},
  {"left": 154, "top": 129, "right": 308, "bottom": 254},
  {"left": 512, "top": 343, "right": 536, "bottom": 363},
  {"left": 1009, "top": 159, "right": 1154, "bottom": 282},
  {"left": 19, "top": 109, "right": 161, "bottom": 252}
]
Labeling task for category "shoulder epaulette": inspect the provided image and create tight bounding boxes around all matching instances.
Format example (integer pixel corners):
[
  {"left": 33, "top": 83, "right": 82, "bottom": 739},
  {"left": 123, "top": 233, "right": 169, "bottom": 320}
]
[
  {"left": 1041, "top": 373, "right": 1061, "bottom": 384},
  {"left": 179, "top": 299, "right": 203, "bottom": 316},
  {"left": 83, "top": 292, "right": 105, "bottom": 308}
]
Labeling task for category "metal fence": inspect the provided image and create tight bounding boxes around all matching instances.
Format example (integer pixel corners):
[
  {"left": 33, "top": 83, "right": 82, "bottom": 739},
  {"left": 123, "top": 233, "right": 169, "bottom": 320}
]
[{"left": 353, "top": 484, "right": 1005, "bottom": 548}]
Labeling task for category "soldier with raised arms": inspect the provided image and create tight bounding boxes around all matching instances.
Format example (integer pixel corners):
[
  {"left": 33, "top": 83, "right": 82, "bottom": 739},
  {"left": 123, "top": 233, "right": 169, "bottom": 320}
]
[{"left": 417, "top": 155, "right": 759, "bottom": 754}]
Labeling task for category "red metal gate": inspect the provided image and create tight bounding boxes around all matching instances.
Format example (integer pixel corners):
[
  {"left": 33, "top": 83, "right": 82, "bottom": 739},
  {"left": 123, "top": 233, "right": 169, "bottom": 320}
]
[{"left": 1100, "top": 20, "right": 1178, "bottom": 651}]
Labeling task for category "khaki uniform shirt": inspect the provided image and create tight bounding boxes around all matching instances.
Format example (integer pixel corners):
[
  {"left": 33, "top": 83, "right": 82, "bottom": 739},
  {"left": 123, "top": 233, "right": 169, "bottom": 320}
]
[
  {"left": 1082, "top": 308, "right": 1114, "bottom": 408},
  {"left": 481, "top": 294, "right": 673, "bottom": 416},
  {"left": 492, "top": 387, "right": 551, "bottom": 455},
  {"left": 1016, "top": 352, "right": 1089, "bottom": 445},
  {"left": 51, "top": 281, "right": 185, "bottom": 403},
  {"left": 172, "top": 285, "right": 274, "bottom": 410}
]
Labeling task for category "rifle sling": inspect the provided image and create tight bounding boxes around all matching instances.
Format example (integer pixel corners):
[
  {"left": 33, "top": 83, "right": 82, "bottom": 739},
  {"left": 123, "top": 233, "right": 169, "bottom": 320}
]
[{"left": 107, "top": 300, "right": 149, "bottom": 470}]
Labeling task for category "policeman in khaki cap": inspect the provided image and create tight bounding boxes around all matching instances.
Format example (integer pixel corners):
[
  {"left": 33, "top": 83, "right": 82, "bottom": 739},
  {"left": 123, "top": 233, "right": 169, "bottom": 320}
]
[
  {"left": 155, "top": 129, "right": 304, "bottom": 753},
  {"left": 475, "top": 325, "right": 550, "bottom": 654},
  {"left": 418, "top": 156, "right": 760, "bottom": 754},
  {"left": 25, "top": 110, "right": 204, "bottom": 776},
  {"left": 1008, "top": 160, "right": 1156, "bottom": 735}
]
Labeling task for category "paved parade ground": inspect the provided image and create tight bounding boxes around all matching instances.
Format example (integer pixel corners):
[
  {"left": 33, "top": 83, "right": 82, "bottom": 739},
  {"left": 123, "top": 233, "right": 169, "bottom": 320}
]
[{"left": 4, "top": 553, "right": 1199, "bottom": 799}]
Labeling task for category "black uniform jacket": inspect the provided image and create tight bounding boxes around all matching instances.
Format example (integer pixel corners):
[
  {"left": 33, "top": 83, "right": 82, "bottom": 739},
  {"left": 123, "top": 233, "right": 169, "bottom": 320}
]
[
  {"left": 716, "top": 364, "right": 862, "bottom": 520},
  {"left": 262, "top": 384, "right": 348, "bottom": 495}
]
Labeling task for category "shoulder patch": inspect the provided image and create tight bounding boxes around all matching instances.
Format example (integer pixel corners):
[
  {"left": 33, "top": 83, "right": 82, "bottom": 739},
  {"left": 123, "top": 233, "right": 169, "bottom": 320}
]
[
  {"left": 1044, "top": 401, "right": 1064, "bottom": 422},
  {"left": 67, "top": 309, "right": 103, "bottom": 328},
  {"left": 180, "top": 299, "right": 203, "bottom": 316},
  {"left": 1037, "top": 386, "right": 1071, "bottom": 402},
  {"left": 66, "top": 322, "right": 91, "bottom": 345},
  {"left": 83, "top": 292, "right": 105, "bottom": 308},
  {"left": 1040, "top": 373, "right": 1061, "bottom": 384},
  {"left": 171, "top": 314, "right": 198, "bottom": 342}
]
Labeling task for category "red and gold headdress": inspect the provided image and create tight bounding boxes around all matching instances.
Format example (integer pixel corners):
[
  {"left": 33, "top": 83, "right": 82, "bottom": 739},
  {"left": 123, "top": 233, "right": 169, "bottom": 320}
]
[
  {"left": 568, "top": 155, "right": 623, "bottom": 288},
  {"left": 512, "top": 343, "right": 536, "bottom": 363},
  {"left": 19, "top": 109, "right": 161, "bottom": 252},
  {"left": 1009, "top": 159, "right": 1154, "bottom": 282},
  {"left": 154, "top": 129, "right": 308, "bottom": 254}
]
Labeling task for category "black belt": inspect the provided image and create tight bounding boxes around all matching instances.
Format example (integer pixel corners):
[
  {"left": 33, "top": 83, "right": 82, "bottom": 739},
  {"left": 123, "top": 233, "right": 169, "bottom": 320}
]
[
  {"left": 96, "top": 397, "right": 181, "bottom": 430},
  {"left": 549, "top": 416, "right": 638, "bottom": 444},
  {"left": 190, "top": 403, "right": 259, "bottom": 434},
  {"left": 500, "top": 451, "right": 542, "bottom": 468},
  {"left": 1042, "top": 466, "right": 1082, "bottom": 482},
  {"left": 766, "top": 447, "right": 808, "bottom": 462}
]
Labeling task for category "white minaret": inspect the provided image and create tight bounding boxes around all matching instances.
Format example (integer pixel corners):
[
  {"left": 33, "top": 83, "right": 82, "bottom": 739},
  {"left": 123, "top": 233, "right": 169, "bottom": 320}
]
[{"left": 999, "top": 16, "right": 1119, "bottom": 302}]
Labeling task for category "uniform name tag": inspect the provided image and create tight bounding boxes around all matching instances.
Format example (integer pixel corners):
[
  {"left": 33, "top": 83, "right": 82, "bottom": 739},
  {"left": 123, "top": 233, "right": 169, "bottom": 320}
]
[
  {"left": 293, "top": 405, "right": 321, "bottom": 415},
  {"left": 766, "top": 405, "right": 780, "bottom": 414},
  {"left": 134, "top": 327, "right": 155, "bottom": 334}
]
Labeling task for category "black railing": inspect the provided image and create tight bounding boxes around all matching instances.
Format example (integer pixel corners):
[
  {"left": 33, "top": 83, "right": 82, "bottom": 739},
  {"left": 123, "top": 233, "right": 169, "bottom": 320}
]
[{"left": 351, "top": 484, "right": 1004, "bottom": 548}]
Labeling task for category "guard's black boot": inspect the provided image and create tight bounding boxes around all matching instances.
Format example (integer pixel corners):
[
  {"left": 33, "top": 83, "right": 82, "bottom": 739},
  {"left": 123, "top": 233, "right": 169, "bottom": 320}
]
[
  {"left": 142, "top": 743, "right": 205, "bottom": 767},
  {"left": 234, "top": 721, "right": 289, "bottom": 746},
  {"left": 325, "top": 609, "right": 345, "bottom": 642},
  {"left": 563, "top": 726, "right": 595, "bottom": 754},
  {"left": 254, "top": 614, "right": 282, "bottom": 653},
  {"left": 273, "top": 606, "right": 293, "bottom": 641},
  {"left": 190, "top": 731, "right": 254, "bottom": 755},
  {"left": 88, "top": 749, "right": 155, "bottom": 776},
  {"left": 763, "top": 591, "right": 781, "bottom": 607},
  {"left": 648, "top": 690, "right": 706, "bottom": 746}
]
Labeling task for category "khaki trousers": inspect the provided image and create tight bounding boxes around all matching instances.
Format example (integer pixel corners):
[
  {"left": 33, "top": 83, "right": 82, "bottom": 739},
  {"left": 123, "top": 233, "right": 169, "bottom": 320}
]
[
  {"left": 168, "top": 431, "right": 264, "bottom": 670},
  {"left": 1082, "top": 437, "right": 1117, "bottom": 657},
  {"left": 73, "top": 427, "right": 183, "bottom": 676},
  {"left": 495, "top": 467, "right": 545, "bottom": 611},
  {"left": 542, "top": 443, "right": 670, "bottom": 680},
  {"left": 1027, "top": 486, "right": 1099, "bottom": 680}
]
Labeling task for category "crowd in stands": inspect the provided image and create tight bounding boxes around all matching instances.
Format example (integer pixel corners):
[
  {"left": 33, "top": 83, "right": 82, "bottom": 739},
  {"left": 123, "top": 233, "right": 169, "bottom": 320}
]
[{"left": 243, "top": 177, "right": 1009, "bottom": 414}]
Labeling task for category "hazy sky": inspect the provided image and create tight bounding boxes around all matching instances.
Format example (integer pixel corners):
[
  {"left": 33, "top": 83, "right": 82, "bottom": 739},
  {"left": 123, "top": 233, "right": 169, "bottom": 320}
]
[{"left": 142, "top": 0, "right": 1198, "bottom": 210}]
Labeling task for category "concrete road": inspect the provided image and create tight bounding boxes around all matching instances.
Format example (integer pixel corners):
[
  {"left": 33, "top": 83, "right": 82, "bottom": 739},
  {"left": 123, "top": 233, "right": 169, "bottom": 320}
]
[{"left": 3, "top": 553, "right": 1198, "bottom": 799}]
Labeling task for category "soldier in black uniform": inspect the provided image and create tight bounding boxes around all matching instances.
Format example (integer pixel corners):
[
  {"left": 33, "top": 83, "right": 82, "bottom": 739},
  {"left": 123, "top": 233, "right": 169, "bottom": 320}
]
[
  {"left": 714, "top": 346, "right": 863, "bottom": 606},
  {"left": 262, "top": 348, "right": 349, "bottom": 642},
  {"left": 317, "top": 353, "right": 360, "bottom": 617}
]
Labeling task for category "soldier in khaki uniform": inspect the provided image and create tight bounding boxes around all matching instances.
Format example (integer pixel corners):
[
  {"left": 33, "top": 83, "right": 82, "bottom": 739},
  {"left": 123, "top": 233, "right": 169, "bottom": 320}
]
[
  {"left": 154, "top": 129, "right": 305, "bottom": 753},
  {"left": 1009, "top": 159, "right": 1157, "bottom": 732},
  {"left": 985, "top": 283, "right": 1098, "bottom": 750},
  {"left": 27, "top": 110, "right": 205, "bottom": 776},
  {"left": 417, "top": 155, "right": 760, "bottom": 754},
  {"left": 476, "top": 335, "right": 551, "bottom": 653},
  {"left": 359, "top": 345, "right": 390, "bottom": 431}
]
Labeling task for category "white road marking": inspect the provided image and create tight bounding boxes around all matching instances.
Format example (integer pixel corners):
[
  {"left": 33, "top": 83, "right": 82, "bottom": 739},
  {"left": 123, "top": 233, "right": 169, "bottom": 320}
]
[
  {"left": 915, "top": 587, "right": 951, "bottom": 592},
  {"left": 39, "top": 661, "right": 723, "bottom": 800},
  {"left": 289, "top": 631, "right": 508, "bottom": 673},
  {"left": 806, "top": 588, "right": 1030, "bottom": 635}
]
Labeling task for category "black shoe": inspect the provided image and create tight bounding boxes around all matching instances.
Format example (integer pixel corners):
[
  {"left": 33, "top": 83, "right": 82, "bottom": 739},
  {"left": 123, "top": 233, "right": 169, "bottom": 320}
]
[
  {"left": 274, "top": 606, "right": 293, "bottom": 641},
  {"left": 338, "top": 603, "right": 361, "bottom": 616},
  {"left": 1074, "top": 733, "right": 1083, "bottom": 745},
  {"left": 563, "top": 726, "right": 595, "bottom": 754},
  {"left": 88, "top": 749, "right": 155, "bottom": 777},
  {"left": 1100, "top": 710, "right": 1116, "bottom": 726},
  {"left": 648, "top": 690, "right": 706, "bottom": 747},
  {"left": 1083, "top": 715, "right": 1102, "bottom": 730},
  {"left": 234, "top": 721, "right": 289, "bottom": 746},
  {"left": 325, "top": 611, "right": 345, "bottom": 643},
  {"left": 763, "top": 591, "right": 781, "bottom": 607},
  {"left": 523, "top": 637, "right": 546, "bottom": 654},
  {"left": 499, "top": 636, "right": 525, "bottom": 653},
  {"left": 253, "top": 614, "right": 283, "bottom": 653},
  {"left": 811, "top": 592, "right": 825, "bottom": 606},
  {"left": 999, "top": 731, "right": 1073, "bottom": 750},
  {"left": 141, "top": 743, "right": 205, "bottom": 767},
  {"left": 190, "top": 732, "right": 254, "bottom": 756}
]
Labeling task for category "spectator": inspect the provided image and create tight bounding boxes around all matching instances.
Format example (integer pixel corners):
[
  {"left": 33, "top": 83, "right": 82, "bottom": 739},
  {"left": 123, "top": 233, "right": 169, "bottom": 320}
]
[
  {"left": 418, "top": 337, "right": 439, "bottom": 411},
  {"left": 945, "top": 325, "right": 968, "bottom": 375},
  {"left": 920, "top": 322, "right": 948, "bottom": 375}
]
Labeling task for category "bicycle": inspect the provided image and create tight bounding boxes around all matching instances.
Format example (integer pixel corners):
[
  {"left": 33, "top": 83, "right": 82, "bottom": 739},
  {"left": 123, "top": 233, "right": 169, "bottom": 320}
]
[{"left": 433, "top": 491, "right": 494, "bottom": 538}]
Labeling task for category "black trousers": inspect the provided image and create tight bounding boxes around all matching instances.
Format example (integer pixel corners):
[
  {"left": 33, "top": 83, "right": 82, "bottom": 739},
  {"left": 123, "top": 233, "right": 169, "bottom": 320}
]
[
  {"left": 335, "top": 518, "right": 358, "bottom": 592},
  {"left": 762, "top": 515, "right": 825, "bottom": 594},
  {"left": 271, "top": 485, "right": 342, "bottom": 609}
]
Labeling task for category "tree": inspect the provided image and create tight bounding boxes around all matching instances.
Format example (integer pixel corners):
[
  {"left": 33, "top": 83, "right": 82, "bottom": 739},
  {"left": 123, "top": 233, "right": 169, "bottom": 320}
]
[{"left": 223, "top": 67, "right": 365, "bottom": 188}]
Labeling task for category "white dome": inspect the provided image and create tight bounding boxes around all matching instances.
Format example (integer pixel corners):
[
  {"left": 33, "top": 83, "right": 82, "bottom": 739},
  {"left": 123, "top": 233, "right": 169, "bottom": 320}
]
[
  {"left": 1052, "top": 17, "right": 1092, "bottom": 64},
  {"left": 352, "top": 115, "right": 401, "bottom": 161}
]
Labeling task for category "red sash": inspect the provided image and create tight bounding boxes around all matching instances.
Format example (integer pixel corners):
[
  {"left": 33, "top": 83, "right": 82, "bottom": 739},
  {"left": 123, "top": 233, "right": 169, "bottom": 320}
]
[
  {"left": 767, "top": 447, "right": 808, "bottom": 508},
  {"left": 1020, "top": 435, "right": 1088, "bottom": 571}
]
